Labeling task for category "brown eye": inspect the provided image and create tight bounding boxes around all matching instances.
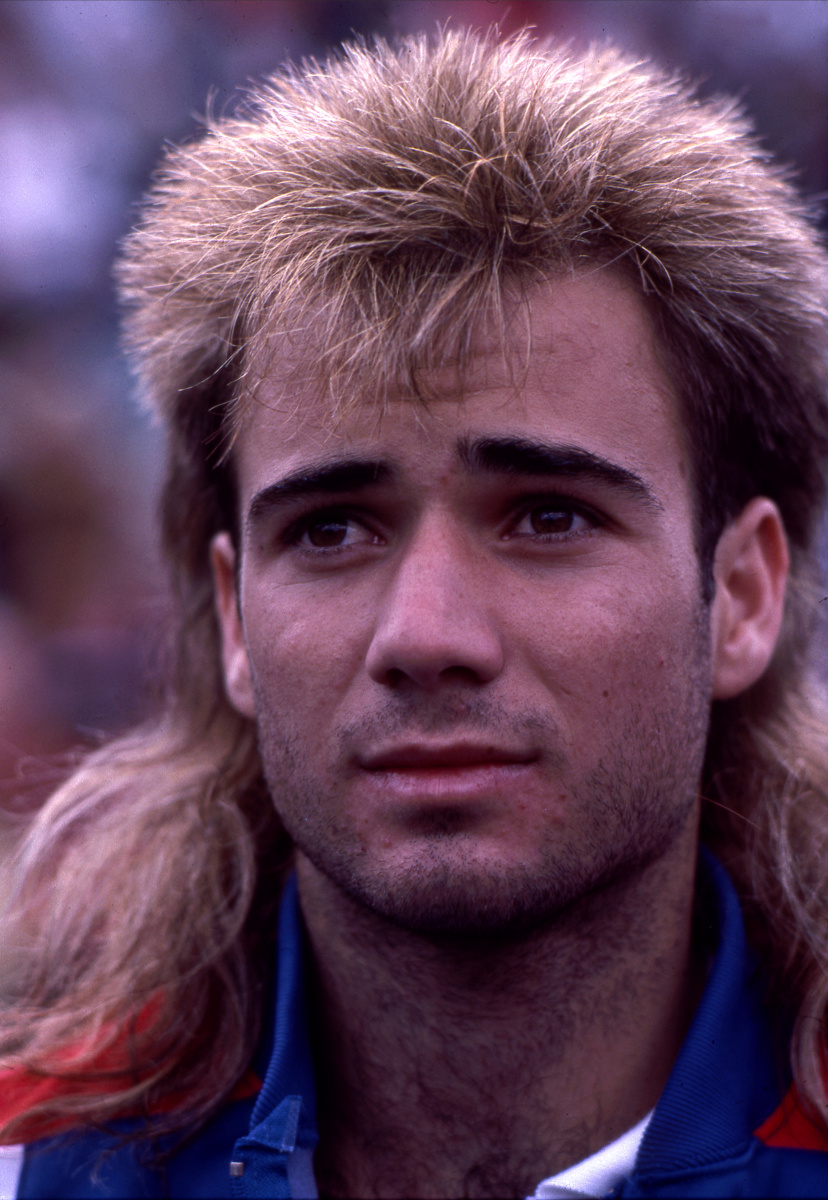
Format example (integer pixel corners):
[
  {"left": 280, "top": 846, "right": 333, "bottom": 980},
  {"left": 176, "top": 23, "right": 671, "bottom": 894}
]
[
  {"left": 529, "top": 507, "right": 575, "bottom": 534},
  {"left": 305, "top": 519, "right": 351, "bottom": 548},
  {"left": 295, "top": 512, "right": 380, "bottom": 551},
  {"left": 508, "top": 502, "right": 595, "bottom": 540}
]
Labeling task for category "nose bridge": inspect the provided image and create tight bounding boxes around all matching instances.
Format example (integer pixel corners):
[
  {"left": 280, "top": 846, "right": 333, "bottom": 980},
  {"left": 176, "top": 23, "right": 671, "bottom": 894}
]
[{"left": 365, "top": 505, "right": 504, "bottom": 688}]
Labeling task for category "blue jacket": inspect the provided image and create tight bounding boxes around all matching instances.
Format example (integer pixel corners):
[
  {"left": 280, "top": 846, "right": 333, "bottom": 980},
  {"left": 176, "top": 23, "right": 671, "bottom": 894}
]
[{"left": 17, "top": 855, "right": 828, "bottom": 1197}]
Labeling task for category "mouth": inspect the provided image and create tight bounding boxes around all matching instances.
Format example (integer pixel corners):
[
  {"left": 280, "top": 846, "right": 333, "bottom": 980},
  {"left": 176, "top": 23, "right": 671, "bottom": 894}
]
[
  {"left": 354, "top": 741, "right": 548, "bottom": 817},
  {"left": 359, "top": 742, "right": 538, "bottom": 771}
]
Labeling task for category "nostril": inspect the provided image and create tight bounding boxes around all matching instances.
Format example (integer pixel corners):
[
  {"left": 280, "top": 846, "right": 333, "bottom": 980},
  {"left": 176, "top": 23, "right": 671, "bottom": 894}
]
[{"left": 380, "top": 662, "right": 491, "bottom": 691}]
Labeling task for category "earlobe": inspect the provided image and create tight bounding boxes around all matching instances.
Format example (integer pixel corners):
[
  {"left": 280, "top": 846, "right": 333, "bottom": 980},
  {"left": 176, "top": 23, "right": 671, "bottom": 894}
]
[
  {"left": 210, "top": 532, "right": 257, "bottom": 719},
  {"left": 710, "top": 498, "right": 790, "bottom": 701}
]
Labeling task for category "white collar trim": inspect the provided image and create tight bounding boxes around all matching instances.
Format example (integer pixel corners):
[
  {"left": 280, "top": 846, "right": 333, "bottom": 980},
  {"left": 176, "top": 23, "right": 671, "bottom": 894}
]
[{"left": 530, "top": 1109, "right": 653, "bottom": 1199}]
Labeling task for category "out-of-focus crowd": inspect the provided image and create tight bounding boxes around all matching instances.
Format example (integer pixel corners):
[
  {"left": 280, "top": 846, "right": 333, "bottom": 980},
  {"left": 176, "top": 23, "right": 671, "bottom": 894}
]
[{"left": 1, "top": 0, "right": 826, "bottom": 795}]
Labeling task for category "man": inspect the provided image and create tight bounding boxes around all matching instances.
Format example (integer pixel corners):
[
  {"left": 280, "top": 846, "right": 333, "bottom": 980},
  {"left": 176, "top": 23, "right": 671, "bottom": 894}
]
[{"left": 1, "top": 28, "right": 828, "bottom": 1199}]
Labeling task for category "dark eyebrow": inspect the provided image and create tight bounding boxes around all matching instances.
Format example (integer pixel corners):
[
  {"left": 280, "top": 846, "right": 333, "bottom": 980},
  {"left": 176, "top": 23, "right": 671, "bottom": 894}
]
[
  {"left": 247, "top": 458, "right": 392, "bottom": 526},
  {"left": 457, "top": 436, "right": 662, "bottom": 510}
]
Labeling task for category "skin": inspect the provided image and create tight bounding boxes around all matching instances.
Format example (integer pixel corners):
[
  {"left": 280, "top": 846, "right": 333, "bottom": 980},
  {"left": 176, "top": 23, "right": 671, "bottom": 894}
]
[{"left": 212, "top": 271, "right": 789, "bottom": 1198}]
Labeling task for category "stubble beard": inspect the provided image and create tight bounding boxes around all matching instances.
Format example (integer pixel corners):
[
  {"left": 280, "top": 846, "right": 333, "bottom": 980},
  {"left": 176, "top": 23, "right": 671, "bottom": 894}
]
[{"left": 253, "top": 652, "right": 712, "bottom": 939}]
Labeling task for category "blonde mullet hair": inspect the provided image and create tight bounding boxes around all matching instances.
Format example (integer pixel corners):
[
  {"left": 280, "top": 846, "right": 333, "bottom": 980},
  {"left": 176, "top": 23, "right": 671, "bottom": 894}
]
[{"left": 3, "top": 28, "right": 828, "bottom": 1142}]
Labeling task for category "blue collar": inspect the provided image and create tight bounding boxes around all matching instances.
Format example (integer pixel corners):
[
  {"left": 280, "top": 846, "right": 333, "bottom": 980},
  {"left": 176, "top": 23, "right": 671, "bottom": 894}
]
[
  {"left": 633, "top": 848, "right": 784, "bottom": 1181},
  {"left": 251, "top": 874, "right": 317, "bottom": 1132},
  {"left": 231, "top": 873, "right": 319, "bottom": 1197}
]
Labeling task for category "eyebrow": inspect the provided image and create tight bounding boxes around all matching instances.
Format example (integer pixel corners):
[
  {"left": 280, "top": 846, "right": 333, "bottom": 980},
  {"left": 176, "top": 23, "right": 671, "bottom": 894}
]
[
  {"left": 457, "top": 436, "right": 662, "bottom": 510},
  {"left": 247, "top": 458, "right": 392, "bottom": 525},
  {"left": 246, "top": 434, "right": 661, "bottom": 529}
]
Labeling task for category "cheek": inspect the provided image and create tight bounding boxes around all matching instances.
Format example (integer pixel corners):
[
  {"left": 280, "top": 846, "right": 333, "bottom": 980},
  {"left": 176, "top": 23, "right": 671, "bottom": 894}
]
[
  {"left": 241, "top": 583, "right": 373, "bottom": 728},
  {"left": 515, "top": 576, "right": 710, "bottom": 727}
]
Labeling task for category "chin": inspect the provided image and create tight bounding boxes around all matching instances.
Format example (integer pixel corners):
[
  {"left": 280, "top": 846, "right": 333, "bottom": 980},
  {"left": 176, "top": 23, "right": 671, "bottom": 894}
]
[{"left": 298, "top": 835, "right": 664, "bottom": 940}]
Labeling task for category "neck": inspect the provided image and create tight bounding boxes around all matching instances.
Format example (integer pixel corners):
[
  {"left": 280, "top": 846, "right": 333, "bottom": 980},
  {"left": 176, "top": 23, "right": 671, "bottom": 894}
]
[{"left": 298, "top": 831, "right": 705, "bottom": 1200}]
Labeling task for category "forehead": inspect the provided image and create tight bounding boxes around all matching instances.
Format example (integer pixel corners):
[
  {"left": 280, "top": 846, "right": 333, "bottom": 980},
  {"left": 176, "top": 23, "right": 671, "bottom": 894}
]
[{"left": 236, "top": 270, "right": 686, "bottom": 497}]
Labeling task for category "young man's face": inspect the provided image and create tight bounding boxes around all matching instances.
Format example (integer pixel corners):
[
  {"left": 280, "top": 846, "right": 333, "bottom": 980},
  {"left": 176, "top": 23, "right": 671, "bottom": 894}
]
[{"left": 214, "top": 271, "right": 716, "bottom": 934}]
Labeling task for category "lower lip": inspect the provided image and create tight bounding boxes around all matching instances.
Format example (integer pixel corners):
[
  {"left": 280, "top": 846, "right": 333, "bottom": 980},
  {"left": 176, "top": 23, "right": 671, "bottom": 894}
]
[{"left": 360, "top": 762, "right": 536, "bottom": 803}]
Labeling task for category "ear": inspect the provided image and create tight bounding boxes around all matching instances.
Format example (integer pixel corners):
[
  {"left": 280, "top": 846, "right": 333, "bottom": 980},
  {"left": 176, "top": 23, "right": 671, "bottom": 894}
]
[
  {"left": 710, "top": 498, "right": 790, "bottom": 701},
  {"left": 210, "top": 532, "right": 257, "bottom": 719}
]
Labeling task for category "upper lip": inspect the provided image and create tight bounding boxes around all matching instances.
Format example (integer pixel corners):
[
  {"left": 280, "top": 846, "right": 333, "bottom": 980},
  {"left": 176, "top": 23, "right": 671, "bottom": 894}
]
[{"left": 359, "top": 742, "right": 537, "bottom": 770}]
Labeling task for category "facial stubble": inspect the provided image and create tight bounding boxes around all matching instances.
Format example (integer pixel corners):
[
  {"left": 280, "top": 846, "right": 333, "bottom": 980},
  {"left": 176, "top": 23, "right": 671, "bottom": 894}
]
[{"left": 251, "top": 618, "right": 712, "bottom": 939}]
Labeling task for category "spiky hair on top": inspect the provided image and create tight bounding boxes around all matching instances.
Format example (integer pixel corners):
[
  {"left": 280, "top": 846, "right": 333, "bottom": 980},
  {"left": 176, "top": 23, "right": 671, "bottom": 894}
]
[{"left": 117, "top": 27, "right": 828, "bottom": 591}]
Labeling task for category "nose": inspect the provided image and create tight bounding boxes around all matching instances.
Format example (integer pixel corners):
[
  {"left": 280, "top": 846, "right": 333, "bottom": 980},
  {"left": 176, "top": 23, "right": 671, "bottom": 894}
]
[{"left": 365, "top": 514, "right": 505, "bottom": 690}]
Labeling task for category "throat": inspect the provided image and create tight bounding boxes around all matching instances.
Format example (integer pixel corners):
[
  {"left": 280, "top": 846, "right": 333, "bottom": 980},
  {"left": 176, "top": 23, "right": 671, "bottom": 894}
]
[{"left": 302, "top": 850, "right": 704, "bottom": 1200}]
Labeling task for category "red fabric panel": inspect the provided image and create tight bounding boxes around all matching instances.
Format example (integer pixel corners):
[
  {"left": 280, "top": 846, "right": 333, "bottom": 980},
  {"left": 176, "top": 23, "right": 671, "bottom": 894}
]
[
  {"left": 0, "top": 1064, "right": 261, "bottom": 1144},
  {"left": 754, "top": 1083, "right": 828, "bottom": 1151}
]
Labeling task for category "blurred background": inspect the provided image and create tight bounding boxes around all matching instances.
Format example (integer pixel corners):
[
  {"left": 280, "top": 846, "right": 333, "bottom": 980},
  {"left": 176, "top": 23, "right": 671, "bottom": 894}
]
[{"left": 1, "top": 0, "right": 827, "bottom": 791}]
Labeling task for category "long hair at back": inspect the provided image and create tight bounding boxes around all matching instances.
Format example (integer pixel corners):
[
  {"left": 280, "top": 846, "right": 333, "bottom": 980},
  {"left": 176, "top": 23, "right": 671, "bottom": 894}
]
[{"left": 2, "top": 29, "right": 828, "bottom": 1141}]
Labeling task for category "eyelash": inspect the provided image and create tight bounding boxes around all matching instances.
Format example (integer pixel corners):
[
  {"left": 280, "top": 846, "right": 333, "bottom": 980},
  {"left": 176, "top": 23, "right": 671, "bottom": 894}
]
[
  {"left": 284, "top": 507, "right": 381, "bottom": 553},
  {"left": 282, "top": 495, "right": 602, "bottom": 555},
  {"left": 506, "top": 497, "right": 600, "bottom": 540}
]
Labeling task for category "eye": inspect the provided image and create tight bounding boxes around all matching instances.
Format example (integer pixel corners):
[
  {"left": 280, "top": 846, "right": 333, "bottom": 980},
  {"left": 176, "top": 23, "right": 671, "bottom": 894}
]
[
  {"left": 509, "top": 500, "right": 596, "bottom": 539},
  {"left": 292, "top": 511, "right": 379, "bottom": 551}
]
